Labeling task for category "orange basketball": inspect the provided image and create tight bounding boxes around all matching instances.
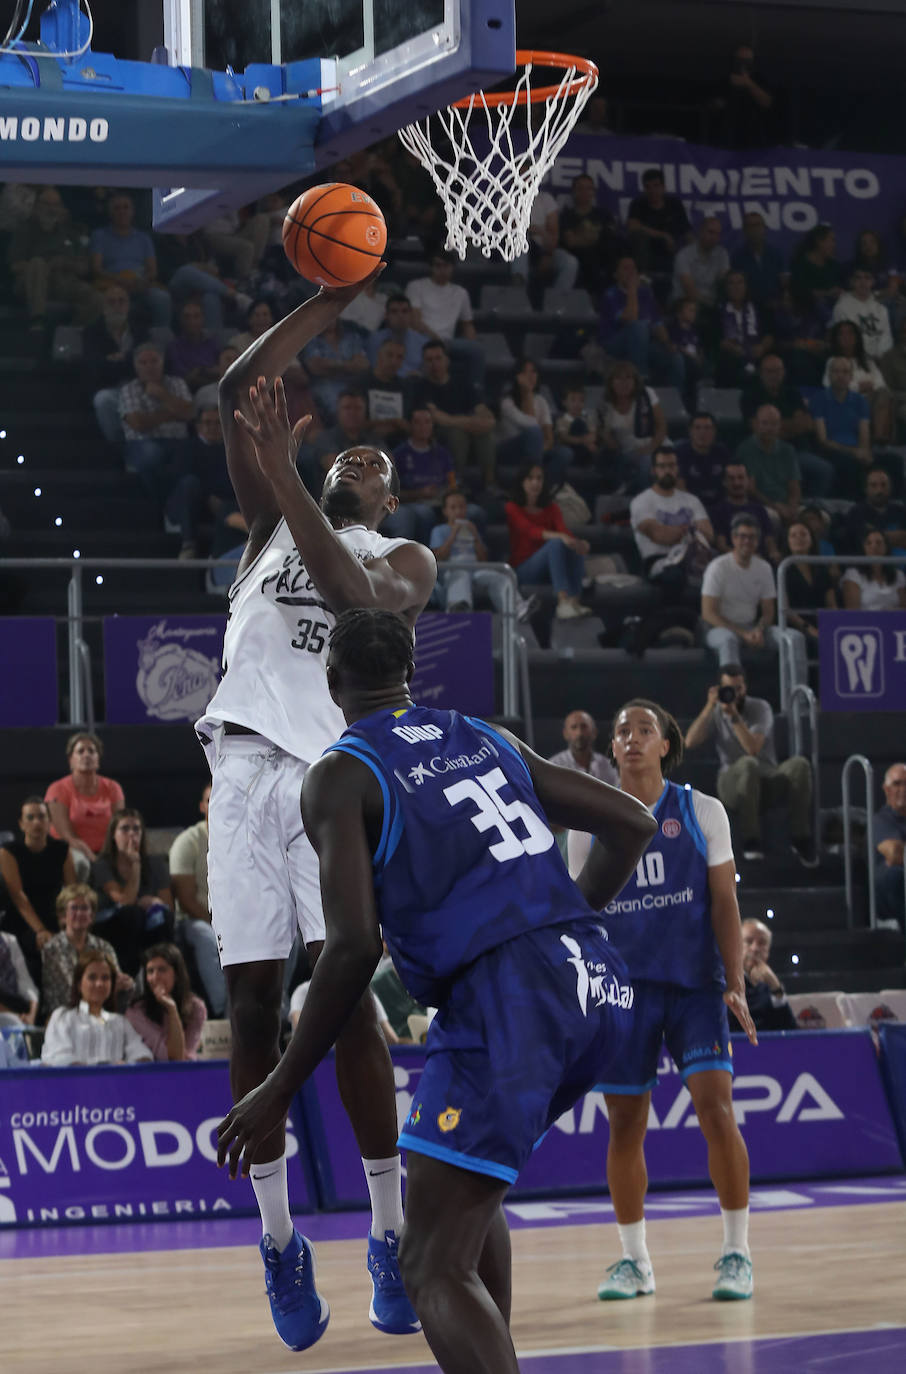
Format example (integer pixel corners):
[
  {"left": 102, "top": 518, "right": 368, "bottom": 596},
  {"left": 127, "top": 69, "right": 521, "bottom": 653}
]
[{"left": 282, "top": 183, "right": 387, "bottom": 288}]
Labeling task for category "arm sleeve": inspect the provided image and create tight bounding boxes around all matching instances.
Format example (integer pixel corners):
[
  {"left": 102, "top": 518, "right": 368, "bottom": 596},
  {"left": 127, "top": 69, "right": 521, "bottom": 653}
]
[
  {"left": 6, "top": 934, "right": 39, "bottom": 1005},
  {"left": 548, "top": 503, "right": 569, "bottom": 534},
  {"left": 122, "top": 1015, "right": 154, "bottom": 1062},
  {"left": 566, "top": 829, "right": 594, "bottom": 881},
  {"left": 184, "top": 998, "right": 207, "bottom": 1057},
  {"left": 41, "top": 1009, "right": 74, "bottom": 1065},
  {"left": 691, "top": 791, "right": 735, "bottom": 867}
]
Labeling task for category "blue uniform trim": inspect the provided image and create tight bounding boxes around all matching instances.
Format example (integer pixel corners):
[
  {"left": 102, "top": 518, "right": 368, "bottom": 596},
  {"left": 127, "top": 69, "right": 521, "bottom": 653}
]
[
  {"left": 397, "top": 1132, "right": 517, "bottom": 1185},
  {"left": 677, "top": 786, "right": 708, "bottom": 861},
  {"left": 324, "top": 740, "right": 401, "bottom": 870},
  {"left": 463, "top": 716, "right": 532, "bottom": 787},
  {"left": 681, "top": 1057, "right": 733, "bottom": 1081},
  {"left": 596, "top": 1078, "right": 658, "bottom": 1095}
]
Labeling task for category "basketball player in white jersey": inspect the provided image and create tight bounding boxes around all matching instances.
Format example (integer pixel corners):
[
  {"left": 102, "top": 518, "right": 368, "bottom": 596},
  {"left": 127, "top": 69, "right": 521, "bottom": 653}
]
[{"left": 196, "top": 272, "right": 436, "bottom": 1352}]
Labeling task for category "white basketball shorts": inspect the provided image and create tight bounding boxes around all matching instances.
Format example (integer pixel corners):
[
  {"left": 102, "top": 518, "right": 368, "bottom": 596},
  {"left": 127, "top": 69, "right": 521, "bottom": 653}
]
[{"left": 205, "top": 733, "right": 324, "bottom": 966}]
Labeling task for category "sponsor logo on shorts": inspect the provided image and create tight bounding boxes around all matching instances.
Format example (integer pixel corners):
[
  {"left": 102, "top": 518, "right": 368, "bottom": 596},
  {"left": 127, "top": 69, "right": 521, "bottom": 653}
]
[
  {"left": 684, "top": 1040, "right": 726, "bottom": 1065},
  {"left": 662, "top": 818, "right": 682, "bottom": 838},
  {"left": 405, "top": 1103, "right": 422, "bottom": 1129},
  {"left": 437, "top": 1107, "right": 461, "bottom": 1133},
  {"left": 560, "top": 935, "right": 634, "bottom": 1016}
]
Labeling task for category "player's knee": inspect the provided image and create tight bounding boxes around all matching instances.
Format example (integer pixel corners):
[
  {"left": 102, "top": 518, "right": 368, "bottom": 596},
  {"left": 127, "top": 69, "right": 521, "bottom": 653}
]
[
  {"left": 606, "top": 1098, "right": 649, "bottom": 1148},
  {"left": 694, "top": 1094, "right": 736, "bottom": 1139},
  {"left": 397, "top": 1223, "right": 431, "bottom": 1301}
]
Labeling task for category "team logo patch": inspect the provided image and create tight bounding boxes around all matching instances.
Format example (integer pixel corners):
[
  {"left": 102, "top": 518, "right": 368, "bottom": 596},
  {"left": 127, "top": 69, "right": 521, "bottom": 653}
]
[
  {"left": 661, "top": 818, "right": 682, "bottom": 838},
  {"left": 437, "top": 1107, "right": 461, "bottom": 1133}
]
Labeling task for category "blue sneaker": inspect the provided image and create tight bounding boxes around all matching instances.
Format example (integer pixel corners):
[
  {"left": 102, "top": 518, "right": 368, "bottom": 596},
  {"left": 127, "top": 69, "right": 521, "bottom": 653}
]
[
  {"left": 367, "top": 1229, "right": 421, "bottom": 1335},
  {"left": 259, "top": 1229, "right": 330, "bottom": 1351}
]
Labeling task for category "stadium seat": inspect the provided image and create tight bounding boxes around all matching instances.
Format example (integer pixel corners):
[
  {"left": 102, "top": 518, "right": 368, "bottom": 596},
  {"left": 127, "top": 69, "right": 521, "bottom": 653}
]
[
  {"left": 542, "top": 287, "right": 597, "bottom": 323},
  {"left": 786, "top": 992, "right": 850, "bottom": 1029},
  {"left": 51, "top": 324, "right": 83, "bottom": 363},
  {"left": 657, "top": 386, "right": 690, "bottom": 432},
  {"left": 478, "top": 283, "right": 536, "bottom": 321},
  {"left": 475, "top": 331, "right": 516, "bottom": 372},
  {"left": 696, "top": 385, "right": 743, "bottom": 427},
  {"left": 838, "top": 991, "right": 906, "bottom": 1029}
]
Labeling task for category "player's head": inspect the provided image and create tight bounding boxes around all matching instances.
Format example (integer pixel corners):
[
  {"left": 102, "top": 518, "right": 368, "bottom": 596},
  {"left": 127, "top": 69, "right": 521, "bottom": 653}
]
[
  {"left": 609, "top": 698, "right": 684, "bottom": 778},
  {"left": 326, "top": 608, "right": 415, "bottom": 716},
  {"left": 320, "top": 447, "right": 400, "bottom": 530}
]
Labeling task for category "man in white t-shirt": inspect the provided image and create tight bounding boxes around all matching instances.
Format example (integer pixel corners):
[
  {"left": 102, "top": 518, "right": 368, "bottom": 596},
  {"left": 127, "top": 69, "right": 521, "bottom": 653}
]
[
  {"left": 830, "top": 267, "right": 893, "bottom": 360},
  {"left": 168, "top": 783, "right": 226, "bottom": 1017},
  {"left": 406, "top": 250, "right": 484, "bottom": 384},
  {"left": 700, "top": 513, "right": 808, "bottom": 681},
  {"left": 672, "top": 217, "right": 730, "bottom": 308},
  {"left": 631, "top": 446, "right": 713, "bottom": 583}
]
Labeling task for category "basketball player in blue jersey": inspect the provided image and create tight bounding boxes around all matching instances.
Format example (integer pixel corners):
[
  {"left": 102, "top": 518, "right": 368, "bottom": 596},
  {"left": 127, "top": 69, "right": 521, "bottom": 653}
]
[
  {"left": 568, "top": 699, "right": 758, "bottom": 1303},
  {"left": 197, "top": 279, "right": 435, "bottom": 1350},
  {"left": 216, "top": 608, "right": 657, "bottom": 1374}
]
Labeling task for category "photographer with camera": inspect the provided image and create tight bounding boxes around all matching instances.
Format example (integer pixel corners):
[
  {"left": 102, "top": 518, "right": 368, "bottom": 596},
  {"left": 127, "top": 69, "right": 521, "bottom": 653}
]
[{"left": 685, "top": 663, "right": 816, "bottom": 866}]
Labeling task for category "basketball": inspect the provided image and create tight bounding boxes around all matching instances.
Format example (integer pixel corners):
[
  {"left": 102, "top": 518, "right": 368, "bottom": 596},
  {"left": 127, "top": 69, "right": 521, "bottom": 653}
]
[{"left": 282, "top": 183, "right": 387, "bottom": 288}]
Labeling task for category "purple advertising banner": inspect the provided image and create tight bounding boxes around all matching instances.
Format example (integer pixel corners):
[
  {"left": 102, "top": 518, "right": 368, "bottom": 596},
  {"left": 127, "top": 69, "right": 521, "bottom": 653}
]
[
  {"left": 554, "top": 133, "right": 905, "bottom": 255},
  {"left": 103, "top": 614, "right": 225, "bottom": 724},
  {"left": 0, "top": 1062, "right": 312, "bottom": 1228},
  {"left": 818, "top": 609, "right": 906, "bottom": 711},
  {"left": 0, "top": 617, "right": 57, "bottom": 726},
  {"left": 410, "top": 611, "right": 495, "bottom": 717},
  {"left": 305, "top": 1030, "right": 902, "bottom": 1207}
]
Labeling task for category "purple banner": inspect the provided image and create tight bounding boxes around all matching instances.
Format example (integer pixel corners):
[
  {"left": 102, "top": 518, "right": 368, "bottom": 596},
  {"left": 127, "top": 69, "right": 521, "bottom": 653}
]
[
  {"left": 410, "top": 611, "right": 495, "bottom": 716},
  {"left": 103, "top": 615, "right": 225, "bottom": 724},
  {"left": 0, "top": 617, "right": 57, "bottom": 726},
  {"left": 0, "top": 1062, "right": 312, "bottom": 1228},
  {"left": 306, "top": 1030, "right": 902, "bottom": 1207},
  {"left": 555, "top": 133, "right": 903, "bottom": 257},
  {"left": 818, "top": 609, "right": 906, "bottom": 710}
]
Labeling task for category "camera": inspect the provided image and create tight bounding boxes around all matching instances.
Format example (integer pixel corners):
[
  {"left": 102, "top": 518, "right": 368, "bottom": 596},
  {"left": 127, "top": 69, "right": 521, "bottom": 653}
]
[{"left": 717, "top": 685, "right": 738, "bottom": 704}]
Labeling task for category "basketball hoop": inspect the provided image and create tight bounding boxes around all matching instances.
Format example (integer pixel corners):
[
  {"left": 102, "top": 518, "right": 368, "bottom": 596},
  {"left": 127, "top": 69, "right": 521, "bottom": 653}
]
[{"left": 398, "top": 50, "right": 598, "bottom": 262}]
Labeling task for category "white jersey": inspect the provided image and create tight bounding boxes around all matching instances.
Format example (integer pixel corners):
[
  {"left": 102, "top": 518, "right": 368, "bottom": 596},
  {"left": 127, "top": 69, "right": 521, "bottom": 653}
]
[
  {"left": 566, "top": 788, "right": 733, "bottom": 880},
  {"left": 197, "top": 518, "right": 409, "bottom": 762}
]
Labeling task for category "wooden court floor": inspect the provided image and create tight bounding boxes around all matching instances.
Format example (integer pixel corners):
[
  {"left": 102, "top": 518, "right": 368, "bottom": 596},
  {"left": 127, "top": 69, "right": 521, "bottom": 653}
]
[{"left": 3, "top": 1201, "right": 905, "bottom": 1373}]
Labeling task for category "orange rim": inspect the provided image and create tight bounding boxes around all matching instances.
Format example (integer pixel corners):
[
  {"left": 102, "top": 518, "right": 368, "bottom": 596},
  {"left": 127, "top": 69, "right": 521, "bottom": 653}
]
[{"left": 451, "top": 49, "right": 598, "bottom": 110}]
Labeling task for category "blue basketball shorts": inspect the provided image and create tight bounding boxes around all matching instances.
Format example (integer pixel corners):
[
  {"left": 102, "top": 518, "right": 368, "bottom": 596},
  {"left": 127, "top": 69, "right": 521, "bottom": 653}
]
[
  {"left": 598, "top": 979, "right": 732, "bottom": 1095},
  {"left": 397, "top": 919, "right": 635, "bottom": 1185}
]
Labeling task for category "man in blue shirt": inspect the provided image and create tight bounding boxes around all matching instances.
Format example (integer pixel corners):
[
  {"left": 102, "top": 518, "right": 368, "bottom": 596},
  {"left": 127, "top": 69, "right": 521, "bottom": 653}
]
[
  {"left": 730, "top": 212, "right": 784, "bottom": 310},
  {"left": 217, "top": 607, "right": 658, "bottom": 1373},
  {"left": 810, "top": 356, "right": 872, "bottom": 498}
]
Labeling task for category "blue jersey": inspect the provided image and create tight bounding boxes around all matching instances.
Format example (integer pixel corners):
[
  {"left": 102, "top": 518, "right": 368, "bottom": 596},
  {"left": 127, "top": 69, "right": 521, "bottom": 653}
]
[
  {"left": 325, "top": 706, "right": 598, "bottom": 1005},
  {"left": 601, "top": 782, "right": 723, "bottom": 990}
]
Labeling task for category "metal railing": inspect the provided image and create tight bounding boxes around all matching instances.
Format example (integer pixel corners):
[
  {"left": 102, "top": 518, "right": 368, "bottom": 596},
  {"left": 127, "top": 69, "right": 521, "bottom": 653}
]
[
  {"left": 841, "top": 754, "right": 876, "bottom": 930},
  {"left": 1, "top": 556, "right": 533, "bottom": 731},
  {"left": 788, "top": 682, "right": 820, "bottom": 858},
  {"left": 776, "top": 553, "right": 905, "bottom": 712}
]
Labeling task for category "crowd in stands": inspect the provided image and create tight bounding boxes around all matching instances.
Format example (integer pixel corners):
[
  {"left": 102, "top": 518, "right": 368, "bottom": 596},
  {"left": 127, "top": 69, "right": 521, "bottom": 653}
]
[{"left": 3, "top": 110, "right": 906, "bottom": 1054}]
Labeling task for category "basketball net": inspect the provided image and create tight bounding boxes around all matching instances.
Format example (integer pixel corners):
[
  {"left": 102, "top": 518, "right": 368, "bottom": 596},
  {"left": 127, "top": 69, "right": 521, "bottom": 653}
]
[{"left": 398, "top": 51, "right": 598, "bottom": 262}]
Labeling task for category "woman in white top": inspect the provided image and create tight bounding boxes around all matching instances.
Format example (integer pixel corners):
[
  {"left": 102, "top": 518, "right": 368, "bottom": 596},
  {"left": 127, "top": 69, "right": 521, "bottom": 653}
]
[
  {"left": 41, "top": 949, "right": 151, "bottom": 1066},
  {"left": 599, "top": 361, "right": 667, "bottom": 492},
  {"left": 497, "top": 357, "right": 571, "bottom": 486},
  {"left": 841, "top": 529, "right": 906, "bottom": 610}
]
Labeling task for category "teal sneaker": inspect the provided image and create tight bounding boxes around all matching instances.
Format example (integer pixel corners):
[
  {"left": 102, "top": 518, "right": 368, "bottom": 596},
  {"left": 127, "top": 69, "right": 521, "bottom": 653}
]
[
  {"left": 597, "top": 1256, "right": 656, "bottom": 1300},
  {"left": 712, "top": 1251, "right": 753, "bottom": 1300}
]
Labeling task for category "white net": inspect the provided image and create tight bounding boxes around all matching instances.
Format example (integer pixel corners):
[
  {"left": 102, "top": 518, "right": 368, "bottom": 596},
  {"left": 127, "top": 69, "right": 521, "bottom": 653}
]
[{"left": 398, "top": 56, "right": 598, "bottom": 262}]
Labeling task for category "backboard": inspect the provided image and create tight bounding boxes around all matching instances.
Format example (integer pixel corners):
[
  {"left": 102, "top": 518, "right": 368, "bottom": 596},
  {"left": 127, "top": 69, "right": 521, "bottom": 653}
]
[
  {"left": 158, "top": 0, "right": 517, "bottom": 229},
  {"left": 0, "top": 0, "right": 515, "bottom": 231}
]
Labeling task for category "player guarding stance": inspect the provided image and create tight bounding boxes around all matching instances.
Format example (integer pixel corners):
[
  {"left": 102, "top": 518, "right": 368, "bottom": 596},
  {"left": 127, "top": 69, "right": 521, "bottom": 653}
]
[
  {"left": 196, "top": 277, "right": 436, "bottom": 1350},
  {"left": 216, "top": 608, "right": 658, "bottom": 1373},
  {"left": 568, "top": 699, "right": 758, "bottom": 1301}
]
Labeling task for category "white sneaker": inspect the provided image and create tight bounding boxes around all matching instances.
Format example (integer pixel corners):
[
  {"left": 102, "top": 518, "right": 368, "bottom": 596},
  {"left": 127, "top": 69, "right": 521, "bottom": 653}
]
[
  {"left": 556, "top": 601, "right": 580, "bottom": 620},
  {"left": 712, "top": 1251, "right": 753, "bottom": 1300},
  {"left": 597, "top": 1256, "right": 656, "bottom": 1301}
]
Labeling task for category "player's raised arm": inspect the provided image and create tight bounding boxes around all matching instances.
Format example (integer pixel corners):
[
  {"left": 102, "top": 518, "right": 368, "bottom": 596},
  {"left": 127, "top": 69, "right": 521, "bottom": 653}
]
[
  {"left": 499, "top": 730, "right": 658, "bottom": 909},
  {"left": 219, "top": 270, "right": 384, "bottom": 528},
  {"left": 233, "top": 375, "right": 436, "bottom": 621},
  {"left": 216, "top": 751, "right": 383, "bottom": 1179}
]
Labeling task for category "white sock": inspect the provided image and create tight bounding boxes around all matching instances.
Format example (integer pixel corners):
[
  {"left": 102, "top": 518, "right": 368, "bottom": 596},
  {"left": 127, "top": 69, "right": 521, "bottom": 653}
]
[
  {"left": 617, "top": 1219, "right": 650, "bottom": 1264},
  {"left": 250, "top": 1155, "right": 293, "bottom": 1252},
  {"left": 362, "top": 1155, "right": 404, "bottom": 1239},
  {"left": 720, "top": 1206, "right": 750, "bottom": 1258}
]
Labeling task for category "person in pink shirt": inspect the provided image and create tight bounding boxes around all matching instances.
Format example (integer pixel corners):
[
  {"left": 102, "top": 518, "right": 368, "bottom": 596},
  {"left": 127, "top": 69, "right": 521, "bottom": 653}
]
[
  {"left": 126, "top": 943, "right": 206, "bottom": 1060},
  {"left": 44, "top": 732, "right": 125, "bottom": 879}
]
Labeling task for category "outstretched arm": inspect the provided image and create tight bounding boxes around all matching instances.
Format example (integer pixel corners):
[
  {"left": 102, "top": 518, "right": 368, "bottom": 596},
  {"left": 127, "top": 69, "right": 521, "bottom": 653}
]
[
  {"left": 709, "top": 859, "right": 757, "bottom": 1045},
  {"left": 217, "top": 752, "right": 383, "bottom": 1178},
  {"left": 235, "top": 376, "right": 436, "bottom": 621},
  {"left": 499, "top": 731, "right": 658, "bottom": 910},
  {"left": 219, "top": 270, "right": 384, "bottom": 528}
]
